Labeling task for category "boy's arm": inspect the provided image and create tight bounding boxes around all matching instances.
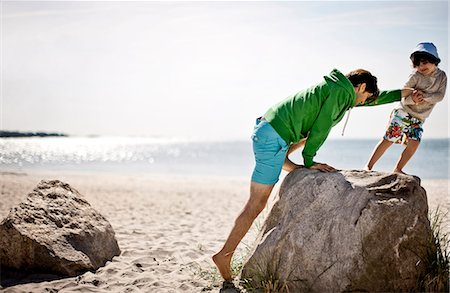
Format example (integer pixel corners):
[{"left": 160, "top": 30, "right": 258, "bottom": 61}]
[
  {"left": 401, "top": 88, "right": 419, "bottom": 105},
  {"left": 422, "top": 75, "right": 447, "bottom": 104},
  {"left": 402, "top": 88, "right": 414, "bottom": 97},
  {"left": 358, "top": 89, "right": 402, "bottom": 107},
  {"left": 402, "top": 73, "right": 420, "bottom": 105}
]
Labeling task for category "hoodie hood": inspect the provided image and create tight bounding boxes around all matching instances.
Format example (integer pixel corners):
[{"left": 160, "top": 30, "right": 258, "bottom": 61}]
[{"left": 324, "top": 69, "right": 356, "bottom": 109}]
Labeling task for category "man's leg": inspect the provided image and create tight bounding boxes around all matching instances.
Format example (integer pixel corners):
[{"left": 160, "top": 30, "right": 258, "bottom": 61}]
[
  {"left": 365, "top": 138, "right": 393, "bottom": 170},
  {"left": 283, "top": 139, "right": 306, "bottom": 172},
  {"left": 212, "top": 181, "right": 275, "bottom": 281},
  {"left": 393, "top": 139, "right": 420, "bottom": 174}
]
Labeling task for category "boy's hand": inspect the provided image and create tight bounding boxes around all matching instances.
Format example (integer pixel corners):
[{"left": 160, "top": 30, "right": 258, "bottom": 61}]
[
  {"left": 401, "top": 88, "right": 414, "bottom": 97},
  {"left": 412, "top": 90, "right": 424, "bottom": 104},
  {"left": 310, "top": 163, "right": 336, "bottom": 172}
]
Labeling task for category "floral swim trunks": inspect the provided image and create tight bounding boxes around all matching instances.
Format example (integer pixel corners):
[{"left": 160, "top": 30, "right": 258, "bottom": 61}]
[{"left": 384, "top": 108, "right": 424, "bottom": 144}]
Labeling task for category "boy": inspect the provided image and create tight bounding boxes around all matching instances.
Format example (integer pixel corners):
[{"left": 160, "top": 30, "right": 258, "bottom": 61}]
[
  {"left": 213, "top": 68, "right": 402, "bottom": 282},
  {"left": 365, "top": 42, "right": 447, "bottom": 174}
]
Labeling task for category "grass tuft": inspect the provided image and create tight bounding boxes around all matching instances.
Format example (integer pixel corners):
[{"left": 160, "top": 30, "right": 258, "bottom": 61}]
[
  {"left": 239, "top": 250, "right": 293, "bottom": 293},
  {"left": 416, "top": 206, "right": 450, "bottom": 292}
]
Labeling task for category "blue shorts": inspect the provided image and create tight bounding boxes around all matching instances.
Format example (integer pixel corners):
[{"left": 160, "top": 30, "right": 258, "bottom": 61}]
[{"left": 251, "top": 118, "right": 289, "bottom": 185}]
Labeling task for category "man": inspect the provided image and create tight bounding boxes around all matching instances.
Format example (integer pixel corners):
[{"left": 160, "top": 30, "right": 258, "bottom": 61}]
[{"left": 213, "top": 68, "right": 402, "bottom": 281}]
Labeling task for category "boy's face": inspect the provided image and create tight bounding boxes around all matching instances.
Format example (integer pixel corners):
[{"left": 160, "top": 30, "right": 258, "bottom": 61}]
[{"left": 416, "top": 59, "right": 437, "bottom": 76}]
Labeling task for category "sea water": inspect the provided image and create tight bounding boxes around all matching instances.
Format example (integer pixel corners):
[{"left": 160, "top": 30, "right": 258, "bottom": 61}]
[{"left": 0, "top": 137, "right": 448, "bottom": 179}]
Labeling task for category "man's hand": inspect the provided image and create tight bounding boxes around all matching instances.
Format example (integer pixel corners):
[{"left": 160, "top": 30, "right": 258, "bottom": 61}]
[
  {"left": 412, "top": 90, "right": 424, "bottom": 104},
  {"left": 309, "top": 163, "right": 336, "bottom": 172}
]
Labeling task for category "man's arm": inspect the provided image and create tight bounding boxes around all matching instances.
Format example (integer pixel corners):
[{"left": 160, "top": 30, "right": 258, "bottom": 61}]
[
  {"left": 302, "top": 95, "right": 341, "bottom": 170},
  {"left": 402, "top": 88, "right": 427, "bottom": 105},
  {"left": 359, "top": 89, "right": 402, "bottom": 107},
  {"left": 362, "top": 73, "right": 415, "bottom": 107}
]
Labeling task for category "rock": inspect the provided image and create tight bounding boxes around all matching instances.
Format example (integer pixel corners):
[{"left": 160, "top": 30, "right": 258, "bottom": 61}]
[
  {"left": 241, "top": 169, "right": 431, "bottom": 292},
  {"left": 0, "top": 180, "right": 120, "bottom": 277}
]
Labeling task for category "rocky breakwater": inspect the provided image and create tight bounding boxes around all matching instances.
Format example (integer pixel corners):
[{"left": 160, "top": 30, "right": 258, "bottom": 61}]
[
  {"left": 241, "top": 169, "right": 432, "bottom": 292},
  {"left": 0, "top": 180, "right": 120, "bottom": 280}
]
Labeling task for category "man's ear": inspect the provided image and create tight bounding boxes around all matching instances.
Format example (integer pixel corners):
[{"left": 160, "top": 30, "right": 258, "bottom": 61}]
[{"left": 358, "top": 83, "right": 367, "bottom": 93}]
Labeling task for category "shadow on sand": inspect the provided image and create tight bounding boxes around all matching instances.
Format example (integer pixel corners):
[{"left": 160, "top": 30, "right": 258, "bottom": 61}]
[{"left": 0, "top": 267, "right": 66, "bottom": 288}]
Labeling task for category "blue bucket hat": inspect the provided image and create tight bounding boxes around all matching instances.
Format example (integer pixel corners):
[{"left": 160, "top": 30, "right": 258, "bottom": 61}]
[{"left": 410, "top": 42, "right": 440, "bottom": 63}]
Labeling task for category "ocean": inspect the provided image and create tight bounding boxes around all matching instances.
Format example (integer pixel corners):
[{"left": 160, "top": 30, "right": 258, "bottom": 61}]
[{"left": 0, "top": 137, "right": 448, "bottom": 179}]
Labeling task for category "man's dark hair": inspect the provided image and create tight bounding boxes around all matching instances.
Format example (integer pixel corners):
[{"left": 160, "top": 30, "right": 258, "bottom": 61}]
[
  {"left": 346, "top": 69, "right": 380, "bottom": 99},
  {"left": 411, "top": 51, "right": 440, "bottom": 67}
]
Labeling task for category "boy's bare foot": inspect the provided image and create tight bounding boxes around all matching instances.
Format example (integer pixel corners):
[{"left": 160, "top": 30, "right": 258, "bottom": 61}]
[
  {"left": 212, "top": 252, "right": 233, "bottom": 281},
  {"left": 393, "top": 169, "right": 407, "bottom": 175},
  {"left": 364, "top": 165, "right": 372, "bottom": 171}
]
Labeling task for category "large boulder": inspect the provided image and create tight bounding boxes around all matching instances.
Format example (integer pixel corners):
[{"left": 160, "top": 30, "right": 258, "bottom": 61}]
[
  {"left": 241, "top": 169, "right": 431, "bottom": 292},
  {"left": 0, "top": 180, "right": 120, "bottom": 277}
]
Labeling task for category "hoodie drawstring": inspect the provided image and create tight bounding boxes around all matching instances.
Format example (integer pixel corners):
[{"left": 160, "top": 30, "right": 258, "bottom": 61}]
[{"left": 341, "top": 109, "right": 351, "bottom": 136}]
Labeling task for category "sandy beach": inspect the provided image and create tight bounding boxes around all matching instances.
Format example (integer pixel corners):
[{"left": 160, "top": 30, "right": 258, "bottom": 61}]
[{"left": 0, "top": 171, "right": 448, "bottom": 292}]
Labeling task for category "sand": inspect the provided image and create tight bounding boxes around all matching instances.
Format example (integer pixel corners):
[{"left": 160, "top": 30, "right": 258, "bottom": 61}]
[{"left": 0, "top": 171, "right": 448, "bottom": 292}]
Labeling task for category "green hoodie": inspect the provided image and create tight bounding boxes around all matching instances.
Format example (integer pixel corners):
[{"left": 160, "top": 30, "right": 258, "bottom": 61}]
[{"left": 264, "top": 69, "right": 401, "bottom": 168}]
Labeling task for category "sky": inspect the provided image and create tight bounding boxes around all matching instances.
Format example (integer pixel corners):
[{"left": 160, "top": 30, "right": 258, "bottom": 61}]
[{"left": 1, "top": 0, "right": 448, "bottom": 141}]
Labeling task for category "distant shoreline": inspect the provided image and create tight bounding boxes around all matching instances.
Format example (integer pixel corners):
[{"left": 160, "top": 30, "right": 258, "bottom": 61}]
[{"left": 0, "top": 131, "right": 68, "bottom": 138}]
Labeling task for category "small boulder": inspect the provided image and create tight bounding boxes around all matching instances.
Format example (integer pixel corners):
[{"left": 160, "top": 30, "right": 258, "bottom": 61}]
[
  {"left": 0, "top": 180, "right": 120, "bottom": 277},
  {"left": 241, "top": 169, "right": 431, "bottom": 292}
]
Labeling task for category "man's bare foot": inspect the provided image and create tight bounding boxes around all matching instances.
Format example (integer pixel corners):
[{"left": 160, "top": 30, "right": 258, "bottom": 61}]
[
  {"left": 212, "top": 252, "right": 233, "bottom": 281},
  {"left": 393, "top": 169, "right": 407, "bottom": 175},
  {"left": 364, "top": 165, "right": 372, "bottom": 171}
]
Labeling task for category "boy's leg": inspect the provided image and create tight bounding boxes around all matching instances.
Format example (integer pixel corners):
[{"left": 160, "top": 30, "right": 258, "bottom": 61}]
[
  {"left": 365, "top": 138, "right": 393, "bottom": 170},
  {"left": 393, "top": 139, "right": 420, "bottom": 174},
  {"left": 393, "top": 113, "right": 423, "bottom": 174},
  {"left": 212, "top": 181, "right": 274, "bottom": 281}
]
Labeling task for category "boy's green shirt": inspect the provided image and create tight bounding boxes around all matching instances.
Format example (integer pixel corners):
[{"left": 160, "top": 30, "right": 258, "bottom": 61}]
[{"left": 264, "top": 69, "right": 401, "bottom": 168}]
